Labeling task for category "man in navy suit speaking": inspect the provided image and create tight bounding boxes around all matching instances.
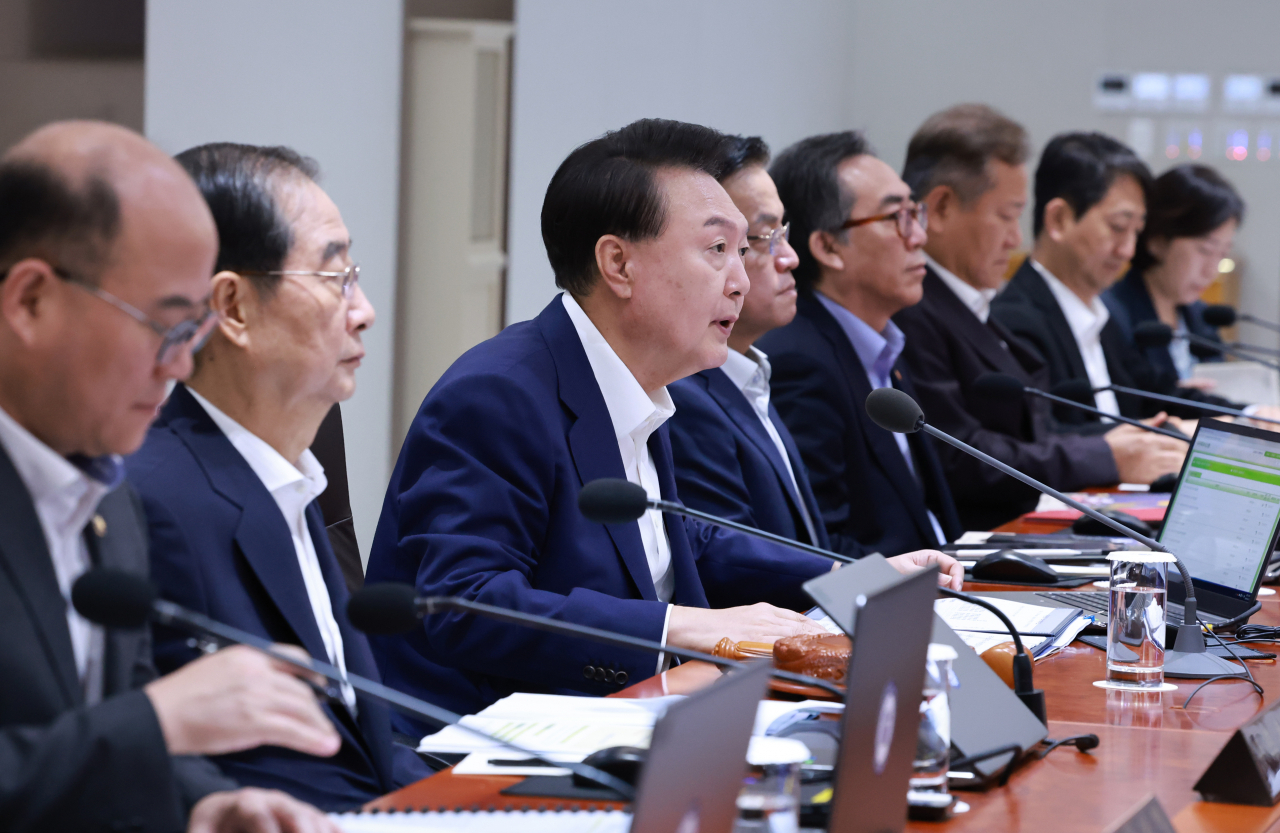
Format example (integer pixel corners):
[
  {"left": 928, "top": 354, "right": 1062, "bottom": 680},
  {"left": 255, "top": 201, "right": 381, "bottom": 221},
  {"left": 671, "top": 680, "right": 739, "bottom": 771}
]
[
  {"left": 366, "top": 119, "right": 962, "bottom": 723},
  {"left": 668, "top": 135, "right": 830, "bottom": 552}
]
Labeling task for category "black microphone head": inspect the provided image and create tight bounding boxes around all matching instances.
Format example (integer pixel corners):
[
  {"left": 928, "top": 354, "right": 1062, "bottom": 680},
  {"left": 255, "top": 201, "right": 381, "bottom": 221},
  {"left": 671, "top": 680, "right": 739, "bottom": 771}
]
[
  {"left": 578, "top": 478, "right": 649, "bottom": 524},
  {"left": 865, "top": 388, "right": 924, "bottom": 434},
  {"left": 71, "top": 568, "right": 157, "bottom": 629},
  {"left": 1048, "top": 378, "right": 1097, "bottom": 405},
  {"left": 1074, "top": 734, "right": 1100, "bottom": 752},
  {"left": 972, "top": 372, "right": 1026, "bottom": 401},
  {"left": 1133, "top": 320, "right": 1174, "bottom": 348},
  {"left": 1201, "top": 304, "right": 1236, "bottom": 328},
  {"left": 347, "top": 583, "right": 421, "bottom": 635},
  {"left": 1190, "top": 340, "right": 1222, "bottom": 360}
]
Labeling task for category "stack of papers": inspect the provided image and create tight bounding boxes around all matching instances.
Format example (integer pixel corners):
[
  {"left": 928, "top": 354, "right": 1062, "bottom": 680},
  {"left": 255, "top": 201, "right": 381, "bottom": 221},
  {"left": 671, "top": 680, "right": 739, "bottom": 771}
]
[
  {"left": 418, "top": 692, "right": 826, "bottom": 777},
  {"left": 935, "top": 596, "right": 1091, "bottom": 660}
]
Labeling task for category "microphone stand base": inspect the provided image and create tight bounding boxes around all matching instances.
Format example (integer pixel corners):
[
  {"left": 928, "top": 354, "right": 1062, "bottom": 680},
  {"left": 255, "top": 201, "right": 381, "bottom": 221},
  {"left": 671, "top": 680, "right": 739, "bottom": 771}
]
[{"left": 1164, "top": 649, "right": 1249, "bottom": 679}]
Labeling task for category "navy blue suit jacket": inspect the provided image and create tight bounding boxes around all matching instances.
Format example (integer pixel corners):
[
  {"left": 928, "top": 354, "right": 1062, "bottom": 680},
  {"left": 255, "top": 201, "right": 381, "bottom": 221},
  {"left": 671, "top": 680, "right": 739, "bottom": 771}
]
[
  {"left": 1102, "top": 267, "right": 1224, "bottom": 382},
  {"left": 126, "top": 385, "right": 429, "bottom": 811},
  {"left": 668, "top": 367, "right": 830, "bottom": 550},
  {"left": 757, "top": 293, "right": 963, "bottom": 556},
  {"left": 365, "top": 297, "right": 832, "bottom": 724}
]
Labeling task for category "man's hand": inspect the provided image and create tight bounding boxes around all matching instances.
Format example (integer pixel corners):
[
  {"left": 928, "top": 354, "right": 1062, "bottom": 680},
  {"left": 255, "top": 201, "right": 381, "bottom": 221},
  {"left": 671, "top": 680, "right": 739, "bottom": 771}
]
[
  {"left": 887, "top": 550, "right": 964, "bottom": 590},
  {"left": 145, "top": 644, "right": 341, "bottom": 758},
  {"left": 1103, "top": 416, "right": 1188, "bottom": 484},
  {"left": 667, "top": 603, "right": 827, "bottom": 654},
  {"left": 188, "top": 788, "right": 341, "bottom": 833}
]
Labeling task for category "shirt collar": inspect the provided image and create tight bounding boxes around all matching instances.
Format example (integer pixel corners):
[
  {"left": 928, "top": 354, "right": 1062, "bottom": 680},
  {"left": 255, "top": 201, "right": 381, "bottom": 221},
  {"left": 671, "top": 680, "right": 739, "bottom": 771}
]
[
  {"left": 719, "top": 345, "right": 771, "bottom": 393},
  {"left": 815, "top": 290, "right": 906, "bottom": 381},
  {"left": 925, "top": 253, "right": 998, "bottom": 324},
  {"left": 561, "top": 292, "right": 675, "bottom": 446},
  {"left": 186, "top": 387, "right": 327, "bottom": 505},
  {"left": 1029, "top": 258, "right": 1110, "bottom": 343},
  {"left": 0, "top": 403, "right": 116, "bottom": 508}
]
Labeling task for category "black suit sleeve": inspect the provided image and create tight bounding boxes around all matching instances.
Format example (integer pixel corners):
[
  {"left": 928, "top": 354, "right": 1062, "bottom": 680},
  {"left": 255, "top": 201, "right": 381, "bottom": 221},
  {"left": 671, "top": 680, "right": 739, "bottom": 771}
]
[
  {"left": 896, "top": 309, "right": 1119, "bottom": 497},
  {"left": 0, "top": 691, "right": 186, "bottom": 832},
  {"left": 766, "top": 349, "right": 866, "bottom": 559}
]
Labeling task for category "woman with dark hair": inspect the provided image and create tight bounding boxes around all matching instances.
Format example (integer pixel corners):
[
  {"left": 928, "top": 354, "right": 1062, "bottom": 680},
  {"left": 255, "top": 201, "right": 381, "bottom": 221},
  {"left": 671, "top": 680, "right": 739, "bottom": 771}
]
[{"left": 1103, "top": 164, "right": 1243, "bottom": 383}]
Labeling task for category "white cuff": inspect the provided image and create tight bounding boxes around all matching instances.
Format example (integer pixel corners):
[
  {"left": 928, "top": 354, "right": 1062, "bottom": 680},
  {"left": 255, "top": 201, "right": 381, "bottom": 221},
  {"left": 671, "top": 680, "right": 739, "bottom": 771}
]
[
  {"left": 656, "top": 604, "right": 673, "bottom": 675},
  {"left": 1244, "top": 404, "right": 1261, "bottom": 416}
]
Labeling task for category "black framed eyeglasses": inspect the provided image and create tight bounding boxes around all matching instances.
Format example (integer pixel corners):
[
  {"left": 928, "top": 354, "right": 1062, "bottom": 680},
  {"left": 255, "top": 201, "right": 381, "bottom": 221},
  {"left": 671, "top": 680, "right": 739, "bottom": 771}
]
[
  {"left": 240, "top": 263, "right": 361, "bottom": 299},
  {"left": 50, "top": 267, "right": 217, "bottom": 366},
  {"left": 839, "top": 202, "right": 928, "bottom": 240},
  {"left": 746, "top": 222, "right": 791, "bottom": 256}
]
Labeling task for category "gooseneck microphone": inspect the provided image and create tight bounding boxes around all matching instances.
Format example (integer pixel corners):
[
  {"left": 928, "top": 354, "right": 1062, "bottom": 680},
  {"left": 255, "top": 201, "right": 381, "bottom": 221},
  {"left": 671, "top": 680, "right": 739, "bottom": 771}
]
[
  {"left": 864, "top": 387, "right": 1242, "bottom": 679},
  {"left": 1134, "top": 320, "right": 1280, "bottom": 373},
  {"left": 71, "top": 569, "right": 637, "bottom": 799},
  {"left": 1204, "top": 303, "right": 1280, "bottom": 336},
  {"left": 576, "top": 477, "right": 1050, "bottom": 722},
  {"left": 972, "top": 372, "right": 1187, "bottom": 441},
  {"left": 345, "top": 583, "right": 846, "bottom": 699},
  {"left": 1052, "top": 378, "right": 1280, "bottom": 429},
  {"left": 578, "top": 478, "right": 856, "bottom": 564}
]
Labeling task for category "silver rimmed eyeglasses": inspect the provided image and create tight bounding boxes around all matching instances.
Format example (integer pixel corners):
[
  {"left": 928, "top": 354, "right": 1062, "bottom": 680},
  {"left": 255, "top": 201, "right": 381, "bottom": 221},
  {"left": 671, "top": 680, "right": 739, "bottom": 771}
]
[
  {"left": 240, "top": 263, "right": 361, "bottom": 299},
  {"left": 50, "top": 267, "right": 217, "bottom": 366},
  {"left": 746, "top": 222, "right": 791, "bottom": 256}
]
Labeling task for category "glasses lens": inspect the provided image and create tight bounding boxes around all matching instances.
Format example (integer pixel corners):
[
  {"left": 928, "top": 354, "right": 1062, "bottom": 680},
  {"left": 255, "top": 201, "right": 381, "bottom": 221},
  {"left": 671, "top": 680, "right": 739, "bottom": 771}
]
[
  {"left": 343, "top": 264, "right": 360, "bottom": 299},
  {"left": 917, "top": 203, "right": 929, "bottom": 232},
  {"left": 157, "top": 310, "right": 217, "bottom": 365}
]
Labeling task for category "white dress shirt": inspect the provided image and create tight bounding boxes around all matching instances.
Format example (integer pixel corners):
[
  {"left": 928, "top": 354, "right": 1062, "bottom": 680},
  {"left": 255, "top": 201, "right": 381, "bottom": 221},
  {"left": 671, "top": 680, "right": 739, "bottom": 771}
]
[
  {"left": 561, "top": 293, "right": 676, "bottom": 672},
  {"left": 1029, "top": 259, "right": 1121, "bottom": 418},
  {"left": 925, "top": 254, "right": 998, "bottom": 324},
  {"left": 186, "top": 388, "right": 356, "bottom": 712},
  {"left": 719, "top": 346, "right": 818, "bottom": 544},
  {"left": 0, "top": 404, "right": 108, "bottom": 704},
  {"left": 814, "top": 292, "right": 948, "bottom": 546}
]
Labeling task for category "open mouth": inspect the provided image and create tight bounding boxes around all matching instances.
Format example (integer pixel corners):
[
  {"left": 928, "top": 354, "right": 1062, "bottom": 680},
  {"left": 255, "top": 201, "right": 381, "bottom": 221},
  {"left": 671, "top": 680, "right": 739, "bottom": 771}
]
[{"left": 714, "top": 316, "right": 738, "bottom": 336}]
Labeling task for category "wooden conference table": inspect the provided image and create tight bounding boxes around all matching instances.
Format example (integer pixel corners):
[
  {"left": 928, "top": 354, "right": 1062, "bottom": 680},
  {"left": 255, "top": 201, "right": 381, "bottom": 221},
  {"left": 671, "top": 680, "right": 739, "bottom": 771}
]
[{"left": 366, "top": 509, "right": 1280, "bottom": 832}]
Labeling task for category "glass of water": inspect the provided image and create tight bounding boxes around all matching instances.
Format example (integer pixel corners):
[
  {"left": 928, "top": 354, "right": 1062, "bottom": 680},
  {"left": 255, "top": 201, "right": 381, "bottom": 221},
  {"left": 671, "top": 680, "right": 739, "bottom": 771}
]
[
  {"left": 912, "top": 643, "right": 958, "bottom": 793},
  {"left": 1104, "top": 551, "right": 1175, "bottom": 689}
]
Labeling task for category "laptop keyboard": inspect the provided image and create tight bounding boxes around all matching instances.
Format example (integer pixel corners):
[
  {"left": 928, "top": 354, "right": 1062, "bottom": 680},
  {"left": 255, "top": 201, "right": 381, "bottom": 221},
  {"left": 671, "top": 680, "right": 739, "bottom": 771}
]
[{"left": 1035, "top": 591, "right": 1191, "bottom": 627}]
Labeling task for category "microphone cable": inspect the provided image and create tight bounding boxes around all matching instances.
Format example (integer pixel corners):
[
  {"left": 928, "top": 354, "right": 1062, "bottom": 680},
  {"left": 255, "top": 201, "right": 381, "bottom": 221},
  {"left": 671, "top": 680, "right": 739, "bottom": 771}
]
[{"left": 1177, "top": 618, "right": 1264, "bottom": 710}]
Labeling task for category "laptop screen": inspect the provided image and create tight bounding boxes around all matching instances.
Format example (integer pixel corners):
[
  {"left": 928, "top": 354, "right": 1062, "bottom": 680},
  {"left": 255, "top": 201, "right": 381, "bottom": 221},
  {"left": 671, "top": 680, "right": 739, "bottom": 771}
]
[{"left": 1159, "top": 420, "right": 1280, "bottom": 601}]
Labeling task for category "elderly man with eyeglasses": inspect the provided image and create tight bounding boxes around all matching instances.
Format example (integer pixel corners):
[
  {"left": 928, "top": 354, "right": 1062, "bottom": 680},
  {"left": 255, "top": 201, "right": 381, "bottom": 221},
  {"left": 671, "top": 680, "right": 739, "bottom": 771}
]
[
  {"left": 757, "top": 131, "right": 964, "bottom": 557},
  {"left": 125, "top": 143, "right": 430, "bottom": 810},
  {"left": 667, "top": 135, "right": 834, "bottom": 554}
]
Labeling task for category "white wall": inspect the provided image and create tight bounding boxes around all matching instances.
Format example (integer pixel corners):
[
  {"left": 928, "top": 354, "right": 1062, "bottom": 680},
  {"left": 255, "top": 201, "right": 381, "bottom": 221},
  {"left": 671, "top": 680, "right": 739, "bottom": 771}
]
[
  {"left": 145, "top": 0, "right": 404, "bottom": 557},
  {"left": 505, "top": 0, "right": 858, "bottom": 324}
]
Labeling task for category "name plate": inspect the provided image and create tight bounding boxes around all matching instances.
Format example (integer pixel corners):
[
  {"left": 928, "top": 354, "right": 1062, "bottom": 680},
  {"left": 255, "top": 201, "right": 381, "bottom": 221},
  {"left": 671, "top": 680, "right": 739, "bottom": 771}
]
[
  {"left": 1195, "top": 696, "right": 1280, "bottom": 805},
  {"left": 1104, "top": 796, "right": 1175, "bottom": 833}
]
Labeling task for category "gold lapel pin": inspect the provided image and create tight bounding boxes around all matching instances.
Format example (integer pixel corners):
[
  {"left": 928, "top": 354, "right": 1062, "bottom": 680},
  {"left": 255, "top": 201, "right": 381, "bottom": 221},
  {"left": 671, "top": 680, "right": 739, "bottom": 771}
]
[{"left": 91, "top": 515, "right": 107, "bottom": 538}]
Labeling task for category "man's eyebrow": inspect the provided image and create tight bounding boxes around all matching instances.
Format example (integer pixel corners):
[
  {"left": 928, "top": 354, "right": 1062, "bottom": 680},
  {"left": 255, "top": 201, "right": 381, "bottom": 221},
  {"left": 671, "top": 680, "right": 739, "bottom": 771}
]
[
  {"left": 754, "top": 211, "right": 781, "bottom": 226},
  {"left": 704, "top": 215, "right": 740, "bottom": 230},
  {"left": 321, "top": 239, "right": 351, "bottom": 263},
  {"left": 878, "top": 193, "right": 907, "bottom": 210},
  {"left": 153, "top": 291, "right": 212, "bottom": 312}
]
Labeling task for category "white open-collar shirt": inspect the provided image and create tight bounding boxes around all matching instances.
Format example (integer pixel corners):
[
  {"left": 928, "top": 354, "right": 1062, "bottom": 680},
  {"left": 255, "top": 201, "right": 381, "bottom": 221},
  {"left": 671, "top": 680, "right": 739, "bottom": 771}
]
[
  {"left": 1029, "top": 259, "right": 1122, "bottom": 418},
  {"left": 0, "top": 404, "right": 110, "bottom": 704},
  {"left": 187, "top": 388, "right": 356, "bottom": 712},
  {"left": 561, "top": 293, "right": 675, "bottom": 671}
]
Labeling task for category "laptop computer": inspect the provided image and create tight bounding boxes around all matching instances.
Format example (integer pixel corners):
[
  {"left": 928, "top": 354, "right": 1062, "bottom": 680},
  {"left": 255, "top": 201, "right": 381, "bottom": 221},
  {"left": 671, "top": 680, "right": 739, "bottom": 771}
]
[
  {"left": 823, "top": 566, "right": 937, "bottom": 832},
  {"left": 804, "top": 556, "right": 1048, "bottom": 779},
  {"left": 628, "top": 661, "right": 772, "bottom": 833},
  {"left": 991, "top": 419, "right": 1279, "bottom": 629}
]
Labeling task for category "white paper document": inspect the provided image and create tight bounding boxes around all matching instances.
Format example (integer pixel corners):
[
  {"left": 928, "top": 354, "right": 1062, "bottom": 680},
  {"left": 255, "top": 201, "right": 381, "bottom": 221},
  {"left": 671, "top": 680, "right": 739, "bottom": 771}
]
[
  {"left": 934, "top": 596, "right": 1068, "bottom": 635},
  {"left": 331, "top": 809, "right": 632, "bottom": 833}
]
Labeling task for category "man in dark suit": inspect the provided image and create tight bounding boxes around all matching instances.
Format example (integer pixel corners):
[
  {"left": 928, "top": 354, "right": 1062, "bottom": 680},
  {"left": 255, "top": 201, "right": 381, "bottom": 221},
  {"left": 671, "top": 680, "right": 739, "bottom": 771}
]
[
  {"left": 991, "top": 133, "right": 1212, "bottom": 441},
  {"left": 758, "top": 131, "right": 963, "bottom": 554},
  {"left": 894, "top": 105, "right": 1181, "bottom": 528},
  {"left": 669, "top": 135, "right": 829, "bottom": 551},
  {"left": 365, "top": 120, "right": 961, "bottom": 723},
  {"left": 127, "top": 143, "right": 429, "bottom": 809},
  {"left": 0, "top": 123, "right": 341, "bottom": 831}
]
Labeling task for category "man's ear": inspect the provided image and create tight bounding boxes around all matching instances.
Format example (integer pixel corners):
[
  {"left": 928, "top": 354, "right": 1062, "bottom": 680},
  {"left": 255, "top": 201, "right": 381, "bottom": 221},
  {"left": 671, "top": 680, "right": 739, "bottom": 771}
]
[
  {"left": 1042, "top": 197, "right": 1076, "bottom": 243},
  {"left": 0, "top": 258, "right": 59, "bottom": 346},
  {"left": 208, "top": 271, "right": 254, "bottom": 349},
  {"left": 923, "top": 185, "right": 956, "bottom": 232},
  {"left": 808, "top": 229, "right": 846, "bottom": 273},
  {"left": 593, "top": 234, "right": 634, "bottom": 300}
]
